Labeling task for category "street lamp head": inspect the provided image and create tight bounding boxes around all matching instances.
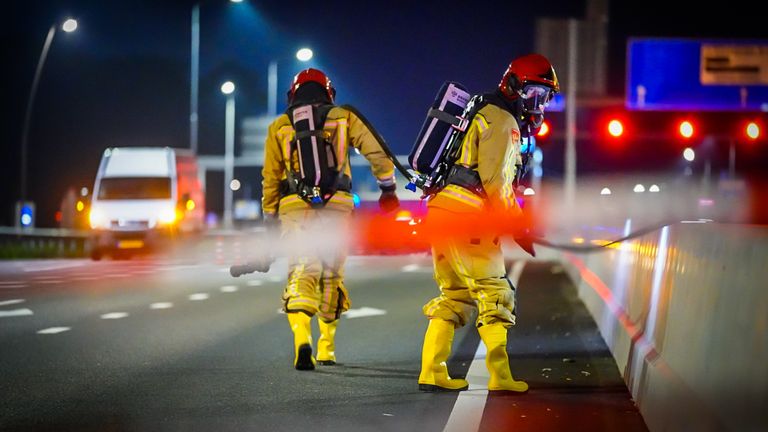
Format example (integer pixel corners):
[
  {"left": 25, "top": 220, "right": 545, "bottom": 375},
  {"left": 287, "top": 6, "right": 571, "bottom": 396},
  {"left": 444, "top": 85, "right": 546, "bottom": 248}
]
[
  {"left": 683, "top": 147, "right": 695, "bottom": 162},
  {"left": 221, "top": 81, "right": 235, "bottom": 95},
  {"left": 296, "top": 48, "right": 313, "bottom": 62},
  {"left": 62, "top": 19, "right": 78, "bottom": 33}
]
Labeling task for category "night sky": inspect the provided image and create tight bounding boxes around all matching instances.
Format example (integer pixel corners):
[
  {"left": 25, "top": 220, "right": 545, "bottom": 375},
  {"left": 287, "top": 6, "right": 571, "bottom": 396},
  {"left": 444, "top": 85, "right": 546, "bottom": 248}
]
[{"left": 2, "top": 0, "right": 766, "bottom": 227}]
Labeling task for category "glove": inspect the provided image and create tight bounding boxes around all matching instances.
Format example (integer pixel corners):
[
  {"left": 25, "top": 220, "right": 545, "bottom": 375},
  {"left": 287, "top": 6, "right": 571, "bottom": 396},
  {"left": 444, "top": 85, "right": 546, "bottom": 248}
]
[{"left": 378, "top": 185, "right": 400, "bottom": 213}]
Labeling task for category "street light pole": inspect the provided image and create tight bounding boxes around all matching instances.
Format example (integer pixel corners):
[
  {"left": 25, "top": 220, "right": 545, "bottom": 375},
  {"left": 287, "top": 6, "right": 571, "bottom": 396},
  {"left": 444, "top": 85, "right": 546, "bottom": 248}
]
[
  {"left": 267, "top": 60, "right": 277, "bottom": 117},
  {"left": 564, "top": 18, "right": 578, "bottom": 210},
  {"left": 20, "top": 25, "right": 55, "bottom": 202},
  {"left": 221, "top": 81, "right": 236, "bottom": 229},
  {"left": 191, "top": 0, "right": 244, "bottom": 154},
  {"left": 190, "top": 4, "right": 200, "bottom": 155},
  {"left": 20, "top": 19, "right": 78, "bottom": 203},
  {"left": 267, "top": 48, "right": 313, "bottom": 117}
]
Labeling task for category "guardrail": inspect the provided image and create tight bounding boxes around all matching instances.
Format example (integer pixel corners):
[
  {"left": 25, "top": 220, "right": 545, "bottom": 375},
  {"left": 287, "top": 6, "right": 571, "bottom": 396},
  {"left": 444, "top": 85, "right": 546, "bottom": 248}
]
[
  {"left": 541, "top": 222, "right": 768, "bottom": 432},
  {"left": 0, "top": 227, "right": 90, "bottom": 259}
]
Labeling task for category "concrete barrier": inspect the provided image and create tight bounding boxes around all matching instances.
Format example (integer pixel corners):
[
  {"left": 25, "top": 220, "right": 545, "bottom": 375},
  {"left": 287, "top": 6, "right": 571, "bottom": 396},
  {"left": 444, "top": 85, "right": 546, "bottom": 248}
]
[{"left": 547, "top": 222, "right": 767, "bottom": 432}]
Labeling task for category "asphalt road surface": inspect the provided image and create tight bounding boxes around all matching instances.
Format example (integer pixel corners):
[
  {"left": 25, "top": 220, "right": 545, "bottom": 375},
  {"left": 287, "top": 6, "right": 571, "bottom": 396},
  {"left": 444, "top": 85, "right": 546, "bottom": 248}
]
[{"left": 0, "top": 236, "right": 647, "bottom": 431}]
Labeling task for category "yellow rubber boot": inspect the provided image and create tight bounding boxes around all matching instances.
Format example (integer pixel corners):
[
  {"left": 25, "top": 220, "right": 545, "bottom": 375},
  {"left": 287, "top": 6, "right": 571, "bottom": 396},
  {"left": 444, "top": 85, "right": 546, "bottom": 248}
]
[
  {"left": 478, "top": 323, "right": 528, "bottom": 392},
  {"left": 287, "top": 312, "right": 315, "bottom": 371},
  {"left": 418, "top": 319, "right": 469, "bottom": 392},
  {"left": 317, "top": 319, "right": 338, "bottom": 365}
]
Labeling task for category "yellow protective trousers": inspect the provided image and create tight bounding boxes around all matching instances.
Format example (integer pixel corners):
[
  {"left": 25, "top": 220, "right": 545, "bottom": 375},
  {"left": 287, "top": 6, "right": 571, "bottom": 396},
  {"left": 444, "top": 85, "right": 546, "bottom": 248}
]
[
  {"left": 279, "top": 205, "right": 351, "bottom": 322},
  {"left": 422, "top": 208, "right": 517, "bottom": 328}
]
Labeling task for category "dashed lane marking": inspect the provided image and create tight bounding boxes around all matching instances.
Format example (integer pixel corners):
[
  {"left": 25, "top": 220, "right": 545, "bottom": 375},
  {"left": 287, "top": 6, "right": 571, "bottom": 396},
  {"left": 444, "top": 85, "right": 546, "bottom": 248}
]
[
  {"left": 246, "top": 280, "right": 263, "bottom": 287},
  {"left": 100, "top": 312, "right": 129, "bottom": 320},
  {"left": 220, "top": 285, "right": 238, "bottom": 293},
  {"left": 150, "top": 302, "right": 174, "bottom": 310},
  {"left": 402, "top": 264, "right": 420, "bottom": 272},
  {"left": 37, "top": 327, "right": 71, "bottom": 334},
  {"left": 0, "top": 284, "right": 26, "bottom": 289},
  {"left": 0, "top": 299, "right": 25, "bottom": 306},
  {"left": 0, "top": 308, "right": 34, "bottom": 318},
  {"left": 189, "top": 293, "right": 209, "bottom": 301},
  {"left": 344, "top": 307, "right": 387, "bottom": 319}
]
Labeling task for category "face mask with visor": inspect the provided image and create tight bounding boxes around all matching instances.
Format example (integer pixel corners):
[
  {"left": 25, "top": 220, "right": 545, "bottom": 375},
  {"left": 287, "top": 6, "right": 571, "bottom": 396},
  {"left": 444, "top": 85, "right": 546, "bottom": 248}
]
[{"left": 519, "top": 84, "right": 554, "bottom": 131}]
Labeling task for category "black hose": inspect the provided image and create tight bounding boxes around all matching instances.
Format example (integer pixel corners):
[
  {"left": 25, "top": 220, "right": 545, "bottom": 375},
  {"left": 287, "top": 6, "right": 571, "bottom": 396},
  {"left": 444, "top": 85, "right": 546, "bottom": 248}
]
[
  {"left": 529, "top": 219, "right": 680, "bottom": 253},
  {"left": 340, "top": 104, "right": 413, "bottom": 180}
]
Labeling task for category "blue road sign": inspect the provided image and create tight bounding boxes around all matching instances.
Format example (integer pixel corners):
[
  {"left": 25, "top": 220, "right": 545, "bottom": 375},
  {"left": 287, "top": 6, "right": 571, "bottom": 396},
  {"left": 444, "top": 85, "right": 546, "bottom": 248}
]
[{"left": 626, "top": 38, "right": 768, "bottom": 111}]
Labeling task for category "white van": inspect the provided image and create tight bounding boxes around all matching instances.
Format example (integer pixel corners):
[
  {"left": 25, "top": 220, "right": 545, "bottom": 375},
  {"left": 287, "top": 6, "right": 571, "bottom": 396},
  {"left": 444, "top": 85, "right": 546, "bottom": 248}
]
[{"left": 88, "top": 147, "right": 205, "bottom": 260}]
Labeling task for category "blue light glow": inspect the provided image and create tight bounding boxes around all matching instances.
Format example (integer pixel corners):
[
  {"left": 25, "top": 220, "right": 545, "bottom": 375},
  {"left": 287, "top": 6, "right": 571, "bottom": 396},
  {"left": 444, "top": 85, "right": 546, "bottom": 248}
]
[{"left": 20, "top": 205, "right": 33, "bottom": 227}]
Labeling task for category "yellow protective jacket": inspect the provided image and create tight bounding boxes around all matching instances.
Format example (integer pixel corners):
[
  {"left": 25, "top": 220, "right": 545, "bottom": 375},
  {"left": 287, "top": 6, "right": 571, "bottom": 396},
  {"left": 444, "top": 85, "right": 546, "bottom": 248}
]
[
  {"left": 261, "top": 105, "right": 396, "bottom": 215},
  {"left": 427, "top": 103, "right": 523, "bottom": 215}
]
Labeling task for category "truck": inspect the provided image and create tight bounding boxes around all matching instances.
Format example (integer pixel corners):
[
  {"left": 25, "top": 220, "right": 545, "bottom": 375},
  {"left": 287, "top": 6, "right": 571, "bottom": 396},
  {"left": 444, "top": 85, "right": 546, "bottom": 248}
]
[{"left": 88, "top": 147, "right": 205, "bottom": 260}]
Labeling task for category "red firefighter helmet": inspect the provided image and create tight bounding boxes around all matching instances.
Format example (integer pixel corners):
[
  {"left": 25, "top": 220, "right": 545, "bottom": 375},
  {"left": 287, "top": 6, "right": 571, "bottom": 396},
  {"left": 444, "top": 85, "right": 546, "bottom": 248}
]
[
  {"left": 499, "top": 54, "right": 559, "bottom": 133},
  {"left": 287, "top": 68, "right": 336, "bottom": 103},
  {"left": 498, "top": 54, "right": 560, "bottom": 101}
]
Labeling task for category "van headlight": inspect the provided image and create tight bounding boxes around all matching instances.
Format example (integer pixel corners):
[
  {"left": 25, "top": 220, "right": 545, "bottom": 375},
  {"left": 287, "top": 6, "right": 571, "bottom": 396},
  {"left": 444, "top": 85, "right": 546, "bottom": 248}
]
[
  {"left": 89, "top": 208, "right": 108, "bottom": 229},
  {"left": 158, "top": 208, "right": 177, "bottom": 225}
]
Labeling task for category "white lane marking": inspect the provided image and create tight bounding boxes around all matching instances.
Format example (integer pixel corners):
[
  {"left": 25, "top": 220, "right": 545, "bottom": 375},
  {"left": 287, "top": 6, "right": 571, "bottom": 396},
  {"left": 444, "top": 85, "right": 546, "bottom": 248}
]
[
  {"left": 344, "top": 307, "right": 387, "bottom": 319},
  {"left": 443, "top": 345, "right": 489, "bottom": 432},
  {"left": 443, "top": 260, "right": 527, "bottom": 432},
  {"left": 220, "top": 285, "right": 238, "bottom": 293},
  {"left": 402, "top": 264, "right": 420, "bottom": 272},
  {"left": 0, "top": 299, "right": 25, "bottom": 306},
  {"left": 268, "top": 276, "right": 282, "bottom": 283},
  {"left": 38, "top": 327, "right": 71, "bottom": 334},
  {"left": 100, "top": 312, "right": 129, "bottom": 320},
  {"left": 40, "top": 280, "right": 62, "bottom": 284},
  {"left": 189, "top": 293, "right": 209, "bottom": 301},
  {"left": 23, "top": 261, "right": 86, "bottom": 272},
  {"left": 0, "top": 308, "right": 34, "bottom": 318},
  {"left": 0, "top": 281, "right": 24, "bottom": 285},
  {"left": 0, "top": 284, "right": 26, "bottom": 289},
  {"left": 246, "top": 280, "right": 263, "bottom": 287},
  {"left": 150, "top": 302, "right": 174, "bottom": 310}
]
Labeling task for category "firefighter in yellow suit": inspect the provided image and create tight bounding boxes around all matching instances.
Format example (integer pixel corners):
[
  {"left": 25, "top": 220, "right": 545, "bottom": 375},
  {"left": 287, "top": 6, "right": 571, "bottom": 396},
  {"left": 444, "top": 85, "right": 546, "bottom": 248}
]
[
  {"left": 262, "top": 68, "right": 399, "bottom": 370},
  {"left": 418, "top": 54, "right": 559, "bottom": 392}
]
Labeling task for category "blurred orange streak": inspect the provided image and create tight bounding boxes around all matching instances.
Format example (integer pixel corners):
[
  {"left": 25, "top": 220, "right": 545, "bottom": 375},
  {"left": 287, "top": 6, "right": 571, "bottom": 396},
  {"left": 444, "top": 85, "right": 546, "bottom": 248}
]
[{"left": 351, "top": 207, "right": 536, "bottom": 252}]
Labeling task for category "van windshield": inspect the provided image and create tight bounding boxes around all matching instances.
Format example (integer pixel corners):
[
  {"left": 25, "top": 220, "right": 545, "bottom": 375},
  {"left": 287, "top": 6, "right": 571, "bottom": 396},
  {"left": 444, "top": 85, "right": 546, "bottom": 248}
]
[{"left": 97, "top": 177, "right": 172, "bottom": 200}]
